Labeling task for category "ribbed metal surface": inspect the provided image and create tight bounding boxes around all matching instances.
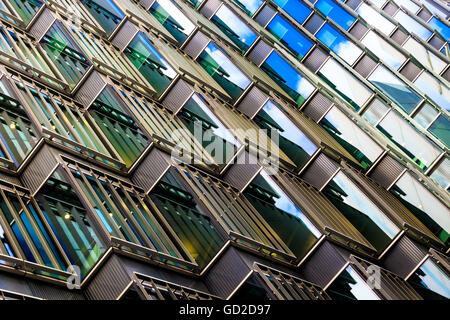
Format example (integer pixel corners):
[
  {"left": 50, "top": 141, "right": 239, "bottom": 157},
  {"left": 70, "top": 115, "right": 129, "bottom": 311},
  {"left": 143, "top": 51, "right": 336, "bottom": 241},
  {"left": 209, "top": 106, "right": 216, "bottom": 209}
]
[
  {"left": 20, "top": 146, "right": 59, "bottom": 194},
  {"left": 223, "top": 151, "right": 261, "bottom": 192},
  {"left": 131, "top": 148, "right": 171, "bottom": 193},
  {"left": 247, "top": 41, "right": 272, "bottom": 67},
  {"left": 184, "top": 31, "right": 210, "bottom": 59},
  {"left": 369, "top": 155, "right": 404, "bottom": 189},
  {"left": 304, "top": 48, "right": 328, "bottom": 73},
  {"left": 0, "top": 171, "right": 21, "bottom": 186},
  {"left": 304, "top": 14, "right": 325, "bottom": 35},
  {"left": 29, "top": 8, "right": 55, "bottom": 41},
  {"left": 390, "top": 29, "right": 408, "bottom": 45},
  {"left": 140, "top": 0, "right": 156, "bottom": 10},
  {"left": 200, "top": 0, "right": 222, "bottom": 19},
  {"left": 27, "top": 280, "right": 85, "bottom": 300},
  {"left": 85, "top": 255, "right": 131, "bottom": 300},
  {"left": 162, "top": 79, "right": 193, "bottom": 114},
  {"left": 345, "top": 0, "right": 361, "bottom": 10},
  {"left": 303, "top": 92, "right": 333, "bottom": 122},
  {"left": 383, "top": 3, "right": 398, "bottom": 16},
  {"left": 381, "top": 235, "right": 428, "bottom": 278},
  {"left": 301, "top": 153, "right": 339, "bottom": 190},
  {"left": 428, "top": 34, "right": 445, "bottom": 50},
  {"left": 75, "top": 71, "right": 106, "bottom": 108},
  {"left": 299, "top": 241, "right": 348, "bottom": 288},
  {"left": 417, "top": 9, "right": 432, "bottom": 22},
  {"left": 237, "top": 86, "right": 268, "bottom": 118},
  {"left": 354, "top": 55, "right": 377, "bottom": 78},
  {"left": 442, "top": 67, "right": 450, "bottom": 82},
  {"left": 254, "top": 4, "right": 276, "bottom": 27},
  {"left": 111, "top": 20, "right": 139, "bottom": 52},
  {"left": 349, "top": 21, "right": 368, "bottom": 40},
  {"left": 400, "top": 61, "right": 421, "bottom": 81}
]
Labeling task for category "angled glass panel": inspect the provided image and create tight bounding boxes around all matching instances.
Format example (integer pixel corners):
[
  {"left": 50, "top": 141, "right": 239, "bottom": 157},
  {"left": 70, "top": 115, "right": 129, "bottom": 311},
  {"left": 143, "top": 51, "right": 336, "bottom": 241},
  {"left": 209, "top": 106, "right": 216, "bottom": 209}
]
[
  {"left": 402, "top": 38, "right": 446, "bottom": 74},
  {"left": 327, "top": 266, "right": 380, "bottom": 300},
  {"left": 413, "top": 103, "right": 439, "bottom": 128},
  {"left": 272, "top": 0, "right": 312, "bottom": 24},
  {"left": 413, "top": 72, "right": 450, "bottom": 111},
  {"left": 6, "top": 0, "right": 43, "bottom": 24},
  {"left": 231, "top": 0, "right": 264, "bottom": 17},
  {"left": 361, "top": 31, "right": 406, "bottom": 70},
  {"left": 428, "top": 114, "right": 450, "bottom": 149},
  {"left": 80, "top": 0, "right": 124, "bottom": 36},
  {"left": 315, "top": 0, "right": 355, "bottom": 30},
  {"left": 429, "top": 17, "right": 450, "bottom": 42},
  {"left": 393, "top": 0, "right": 420, "bottom": 13},
  {"left": 356, "top": 4, "right": 396, "bottom": 36},
  {"left": 408, "top": 258, "right": 450, "bottom": 300},
  {"left": 393, "top": 11, "right": 432, "bottom": 40},
  {"left": 430, "top": 157, "right": 449, "bottom": 191}
]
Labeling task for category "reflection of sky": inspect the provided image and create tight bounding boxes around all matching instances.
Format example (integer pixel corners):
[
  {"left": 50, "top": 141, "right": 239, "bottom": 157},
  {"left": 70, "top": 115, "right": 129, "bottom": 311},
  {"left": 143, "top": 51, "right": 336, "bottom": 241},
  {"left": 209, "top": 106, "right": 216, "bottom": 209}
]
[
  {"left": 238, "top": 0, "right": 264, "bottom": 16},
  {"left": 272, "top": 0, "right": 311, "bottom": 24},
  {"left": 263, "top": 101, "right": 317, "bottom": 154},
  {"left": 394, "top": 11, "right": 432, "bottom": 40},
  {"left": 260, "top": 171, "right": 321, "bottom": 237},
  {"left": 393, "top": 0, "right": 420, "bottom": 13},
  {"left": 95, "top": 0, "right": 124, "bottom": 18},
  {"left": 265, "top": 52, "right": 315, "bottom": 98},
  {"left": 317, "top": 24, "right": 361, "bottom": 64},
  {"left": 367, "top": 0, "right": 386, "bottom": 8},
  {"left": 155, "top": 0, "right": 195, "bottom": 34},
  {"left": 215, "top": 6, "right": 257, "bottom": 46},
  {"left": 315, "top": 0, "right": 355, "bottom": 30},
  {"left": 418, "top": 259, "right": 450, "bottom": 299},
  {"left": 204, "top": 43, "right": 251, "bottom": 89},
  {"left": 357, "top": 4, "right": 395, "bottom": 36},
  {"left": 414, "top": 73, "right": 450, "bottom": 111},
  {"left": 344, "top": 266, "right": 380, "bottom": 300},
  {"left": 333, "top": 172, "right": 399, "bottom": 237},
  {"left": 429, "top": 17, "right": 450, "bottom": 42},
  {"left": 361, "top": 31, "right": 405, "bottom": 69}
]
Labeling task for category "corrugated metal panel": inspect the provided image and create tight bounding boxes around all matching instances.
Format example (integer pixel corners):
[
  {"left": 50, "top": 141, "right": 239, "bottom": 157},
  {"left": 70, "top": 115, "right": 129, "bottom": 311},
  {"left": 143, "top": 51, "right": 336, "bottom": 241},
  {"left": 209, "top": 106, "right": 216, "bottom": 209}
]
[
  {"left": 442, "top": 67, "right": 450, "bottom": 82},
  {"left": 304, "top": 48, "right": 328, "bottom": 73},
  {"left": 27, "top": 280, "right": 85, "bottom": 300},
  {"left": 303, "top": 92, "right": 333, "bottom": 122},
  {"left": 391, "top": 29, "right": 408, "bottom": 45},
  {"left": 85, "top": 255, "right": 131, "bottom": 300},
  {"left": 247, "top": 40, "right": 272, "bottom": 67},
  {"left": 369, "top": 155, "right": 404, "bottom": 189},
  {"left": 400, "top": 61, "right": 421, "bottom": 81},
  {"left": 237, "top": 86, "right": 268, "bottom": 119},
  {"left": 131, "top": 148, "right": 171, "bottom": 193},
  {"left": 29, "top": 8, "right": 56, "bottom": 41},
  {"left": 299, "top": 241, "right": 348, "bottom": 288},
  {"left": 428, "top": 34, "right": 445, "bottom": 50},
  {"left": 301, "top": 153, "right": 339, "bottom": 190},
  {"left": 162, "top": 79, "right": 193, "bottom": 114},
  {"left": 383, "top": 3, "right": 398, "bottom": 16},
  {"left": 349, "top": 21, "right": 368, "bottom": 40},
  {"left": 140, "top": 0, "right": 156, "bottom": 10},
  {"left": 417, "top": 9, "right": 432, "bottom": 22},
  {"left": 200, "top": 0, "right": 222, "bottom": 19},
  {"left": 354, "top": 55, "right": 377, "bottom": 78},
  {"left": 203, "top": 247, "right": 251, "bottom": 298},
  {"left": 0, "top": 171, "right": 21, "bottom": 186},
  {"left": 304, "top": 14, "right": 324, "bottom": 35},
  {"left": 345, "top": 0, "right": 362, "bottom": 10},
  {"left": 74, "top": 71, "right": 107, "bottom": 108},
  {"left": 183, "top": 31, "right": 210, "bottom": 59},
  {"left": 223, "top": 151, "right": 261, "bottom": 192},
  {"left": 381, "top": 235, "right": 428, "bottom": 278},
  {"left": 20, "top": 145, "right": 59, "bottom": 194},
  {"left": 111, "top": 20, "right": 139, "bottom": 52},
  {"left": 254, "top": 4, "right": 276, "bottom": 27}
]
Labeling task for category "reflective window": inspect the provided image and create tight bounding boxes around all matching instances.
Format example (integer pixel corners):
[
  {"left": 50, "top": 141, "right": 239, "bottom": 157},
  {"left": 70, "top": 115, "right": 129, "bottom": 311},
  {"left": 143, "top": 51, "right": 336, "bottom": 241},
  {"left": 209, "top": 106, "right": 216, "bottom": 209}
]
[
  {"left": 413, "top": 103, "right": 439, "bottom": 128},
  {"left": 254, "top": 101, "right": 318, "bottom": 168},
  {"left": 430, "top": 158, "right": 450, "bottom": 191},
  {"left": 7, "top": 0, "right": 43, "bottom": 24},
  {"left": 211, "top": 5, "right": 258, "bottom": 53},
  {"left": 272, "top": 0, "right": 312, "bottom": 24},
  {"left": 429, "top": 17, "right": 450, "bottom": 42},
  {"left": 261, "top": 52, "right": 315, "bottom": 107},
  {"left": 318, "top": 59, "right": 372, "bottom": 110},
  {"left": 327, "top": 266, "right": 380, "bottom": 300},
  {"left": 315, "top": 0, "right": 355, "bottom": 30},
  {"left": 408, "top": 258, "right": 450, "bottom": 300},
  {"left": 357, "top": 4, "right": 396, "bottom": 36},
  {"left": 393, "top": 11, "right": 432, "bottom": 40},
  {"left": 125, "top": 33, "right": 177, "bottom": 96},
  {"left": 232, "top": 0, "right": 264, "bottom": 17},
  {"left": 362, "top": 98, "right": 390, "bottom": 125},
  {"left": 80, "top": 0, "right": 124, "bottom": 36},
  {"left": 361, "top": 31, "right": 406, "bottom": 69},
  {"left": 393, "top": 0, "right": 420, "bottom": 13},
  {"left": 266, "top": 15, "right": 313, "bottom": 60},
  {"left": 197, "top": 43, "right": 251, "bottom": 101},
  {"left": 402, "top": 38, "right": 446, "bottom": 74},
  {"left": 413, "top": 72, "right": 450, "bottom": 111},
  {"left": 316, "top": 23, "right": 362, "bottom": 65},
  {"left": 149, "top": 0, "right": 195, "bottom": 44},
  {"left": 368, "top": 66, "right": 422, "bottom": 114},
  {"left": 377, "top": 111, "right": 441, "bottom": 171},
  {"left": 324, "top": 171, "right": 399, "bottom": 250},
  {"left": 429, "top": 114, "right": 450, "bottom": 149}
]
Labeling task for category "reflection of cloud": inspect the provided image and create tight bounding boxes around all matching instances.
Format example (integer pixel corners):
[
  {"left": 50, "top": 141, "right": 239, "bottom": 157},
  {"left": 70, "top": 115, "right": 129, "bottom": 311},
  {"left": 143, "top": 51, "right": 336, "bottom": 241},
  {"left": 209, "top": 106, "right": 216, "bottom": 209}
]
[
  {"left": 215, "top": 6, "right": 256, "bottom": 44},
  {"left": 295, "top": 77, "right": 315, "bottom": 99},
  {"left": 242, "top": 0, "right": 264, "bottom": 14},
  {"left": 357, "top": 4, "right": 395, "bottom": 36},
  {"left": 335, "top": 40, "right": 361, "bottom": 65},
  {"left": 157, "top": 0, "right": 195, "bottom": 34}
]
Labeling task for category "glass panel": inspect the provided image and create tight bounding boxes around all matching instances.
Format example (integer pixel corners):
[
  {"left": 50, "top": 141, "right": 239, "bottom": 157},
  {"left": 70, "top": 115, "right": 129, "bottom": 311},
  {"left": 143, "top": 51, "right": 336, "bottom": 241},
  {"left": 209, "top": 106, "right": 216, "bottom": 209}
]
[
  {"left": 393, "top": 11, "right": 432, "bottom": 40},
  {"left": 272, "top": 0, "right": 312, "bottom": 24},
  {"left": 413, "top": 103, "right": 439, "bottom": 128},
  {"left": 187, "top": 0, "right": 204, "bottom": 9},
  {"left": 402, "top": 38, "right": 446, "bottom": 74},
  {"left": 231, "top": 0, "right": 264, "bottom": 17},
  {"left": 323, "top": 171, "right": 399, "bottom": 251},
  {"left": 362, "top": 98, "right": 390, "bottom": 125},
  {"left": 327, "top": 266, "right": 380, "bottom": 300},
  {"left": 149, "top": 0, "right": 195, "bottom": 44},
  {"left": 361, "top": 31, "right": 406, "bottom": 69},
  {"left": 261, "top": 52, "right": 315, "bottom": 107},
  {"left": 430, "top": 158, "right": 450, "bottom": 191},
  {"left": 315, "top": 0, "right": 355, "bottom": 30},
  {"left": 197, "top": 43, "right": 251, "bottom": 101},
  {"left": 429, "top": 17, "right": 450, "bottom": 42},
  {"left": 316, "top": 23, "right": 362, "bottom": 65},
  {"left": 413, "top": 72, "right": 450, "bottom": 111},
  {"left": 356, "top": 4, "right": 396, "bottom": 36},
  {"left": 211, "top": 5, "right": 258, "bottom": 53},
  {"left": 267, "top": 15, "right": 313, "bottom": 60},
  {"left": 408, "top": 258, "right": 450, "bottom": 300},
  {"left": 429, "top": 114, "right": 450, "bottom": 149},
  {"left": 80, "top": 0, "right": 124, "bottom": 36},
  {"left": 368, "top": 66, "right": 422, "bottom": 114},
  {"left": 318, "top": 59, "right": 372, "bottom": 110},
  {"left": 230, "top": 274, "right": 272, "bottom": 300},
  {"left": 393, "top": 0, "right": 420, "bottom": 13},
  {"left": 7, "top": 0, "right": 43, "bottom": 24},
  {"left": 392, "top": 172, "right": 450, "bottom": 245},
  {"left": 321, "top": 107, "right": 384, "bottom": 169},
  {"left": 254, "top": 100, "right": 318, "bottom": 168},
  {"left": 244, "top": 171, "right": 320, "bottom": 258}
]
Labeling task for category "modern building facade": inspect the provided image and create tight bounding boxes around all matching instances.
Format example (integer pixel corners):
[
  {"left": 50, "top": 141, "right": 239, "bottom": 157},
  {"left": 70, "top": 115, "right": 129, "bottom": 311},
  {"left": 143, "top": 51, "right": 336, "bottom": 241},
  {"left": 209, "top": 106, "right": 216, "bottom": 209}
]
[{"left": 0, "top": 0, "right": 446, "bottom": 301}]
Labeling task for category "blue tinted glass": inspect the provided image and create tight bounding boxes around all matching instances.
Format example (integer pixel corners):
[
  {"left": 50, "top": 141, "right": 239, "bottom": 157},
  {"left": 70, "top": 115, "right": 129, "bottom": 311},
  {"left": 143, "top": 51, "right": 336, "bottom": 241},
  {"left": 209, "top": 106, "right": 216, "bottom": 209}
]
[
  {"left": 315, "top": 0, "right": 355, "bottom": 30},
  {"left": 272, "top": 0, "right": 312, "bottom": 24},
  {"left": 429, "top": 17, "right": 450, "bottom": 42},
  {"left": 316, "top": 23, "right": 361, "bottom": 64},
  {"left": 232, "top": 0, "right": 264, "bottom": 16},
  {"left": 267, "top": 15, "right": 313, "bottom": 60}
]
